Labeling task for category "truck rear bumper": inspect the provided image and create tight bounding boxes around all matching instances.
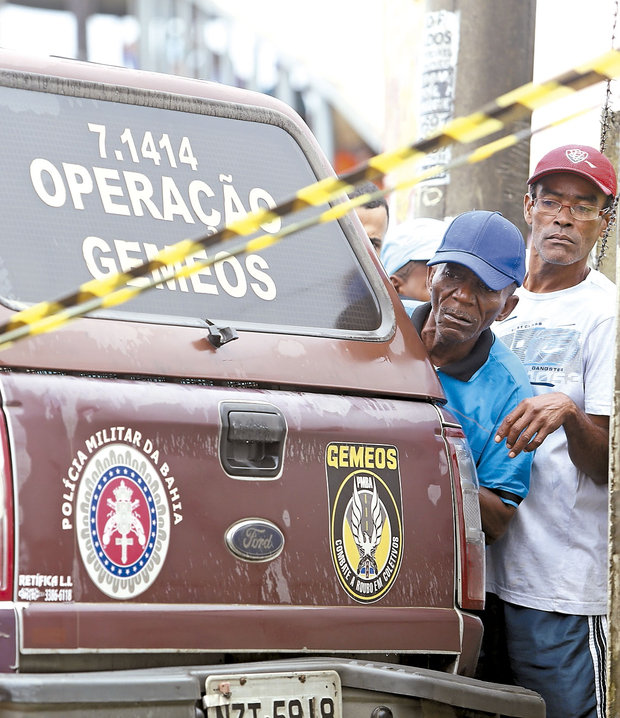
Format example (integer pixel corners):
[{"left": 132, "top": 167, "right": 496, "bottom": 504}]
[{"left": 0, "top": 657, "right": 545, "bottom": 718}]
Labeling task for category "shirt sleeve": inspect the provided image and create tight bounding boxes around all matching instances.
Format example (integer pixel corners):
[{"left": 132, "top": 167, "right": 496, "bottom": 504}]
[
  {"left": 584, "top": 315, "right": 615, "bottom": 417},
  {"left": 474, "top": 368, "right": 534, "bottom": 503},
  {"left": 475, "top": 403, "right": 533, "bottom": 502}
]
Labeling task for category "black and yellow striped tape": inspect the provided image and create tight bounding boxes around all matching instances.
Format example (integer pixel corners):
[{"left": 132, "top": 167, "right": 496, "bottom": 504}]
[{"left": 0, "top": 49, "right": 618, "bottom": 348}]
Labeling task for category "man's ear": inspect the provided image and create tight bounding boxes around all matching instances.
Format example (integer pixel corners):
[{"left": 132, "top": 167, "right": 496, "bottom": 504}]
[
  {"left": 426, "top": 265, "right": 436, "bottom": 291},
  {"left": 523, "top": 191, "right": 533, "bottom": 227},
  {"left": 599, "top": 211, "right": 611, "bottom": 238},
  {"left": 390, "top": 274, "right": 402, "bottom": 292},
  {"left": 496, "top": 294, "right": 519, "bottom": 322}
]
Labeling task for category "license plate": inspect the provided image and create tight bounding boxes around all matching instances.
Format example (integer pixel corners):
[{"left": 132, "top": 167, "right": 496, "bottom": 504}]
[{"left": 203, "top": 670, "right": 342, "bottom": 718}]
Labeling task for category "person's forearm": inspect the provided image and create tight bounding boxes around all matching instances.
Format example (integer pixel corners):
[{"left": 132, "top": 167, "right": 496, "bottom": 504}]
[
  {"left": 478, "top": 487, "right": 516, "bottom": 544},
  {"left": 563, "top": 408, "right": 609, "bottom": 485},
  {"left": 495, "top": 394, "right": 609, "bottom": 484}
]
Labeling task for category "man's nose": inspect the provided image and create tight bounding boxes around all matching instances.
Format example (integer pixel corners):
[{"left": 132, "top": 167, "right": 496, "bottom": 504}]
[
  {"left": 555, "top": 203, "right": 574, "bottom": 222},
  {"left": 453, "top": 281, "right": 476, "bottom": 302}
]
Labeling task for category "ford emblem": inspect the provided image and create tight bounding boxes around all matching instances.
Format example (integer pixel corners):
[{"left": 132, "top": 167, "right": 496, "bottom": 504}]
[{"left": 225, "top": 519, "right": 285, "bottom": 562}]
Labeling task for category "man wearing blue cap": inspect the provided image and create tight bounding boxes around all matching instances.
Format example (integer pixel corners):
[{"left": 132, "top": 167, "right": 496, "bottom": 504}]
[{"left": 411, "top": 209, "right": 533, "bottom": 543}]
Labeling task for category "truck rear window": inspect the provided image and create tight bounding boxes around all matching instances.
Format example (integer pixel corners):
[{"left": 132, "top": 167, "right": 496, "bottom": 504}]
[{"left": 0, "top": 76, "right": 382, "bottom": 333}]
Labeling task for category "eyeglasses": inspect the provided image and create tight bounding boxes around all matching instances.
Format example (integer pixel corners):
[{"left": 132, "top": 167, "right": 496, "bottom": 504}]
[{"left": 530, "top": 196, "right": 610, "bottom": 222}]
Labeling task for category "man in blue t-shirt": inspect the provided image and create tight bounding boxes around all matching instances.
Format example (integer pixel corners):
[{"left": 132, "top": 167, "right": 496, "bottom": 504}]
[{"left": 411, "top": 210, "right": 533, "bottom": 543}]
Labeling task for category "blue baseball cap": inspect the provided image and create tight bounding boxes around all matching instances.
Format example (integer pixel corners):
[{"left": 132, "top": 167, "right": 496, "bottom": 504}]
[{"left": 427, "top": 210, "right": 526, "bottom": 290}]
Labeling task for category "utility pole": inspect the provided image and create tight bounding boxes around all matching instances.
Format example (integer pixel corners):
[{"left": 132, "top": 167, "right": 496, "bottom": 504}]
[
  {"left": 604, "top": 111, "right": 620, "bottom": 718},
  {"left": 405, "top": 0, "right": 536, "bottom": 234}
]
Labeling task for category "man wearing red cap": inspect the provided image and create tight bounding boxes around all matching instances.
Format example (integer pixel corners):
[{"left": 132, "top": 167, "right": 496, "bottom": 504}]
[{"left": 489, "top": 144, "right": 617, "bottom": 718}]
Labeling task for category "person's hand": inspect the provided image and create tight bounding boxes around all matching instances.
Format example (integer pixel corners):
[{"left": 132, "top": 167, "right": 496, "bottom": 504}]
[{"left": 494, "top": 393, "right": 574, "bottom": 457}]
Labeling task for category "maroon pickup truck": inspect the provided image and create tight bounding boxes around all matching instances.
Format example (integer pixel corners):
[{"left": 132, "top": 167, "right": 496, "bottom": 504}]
[{"left": 0, "top": 51, "right": 543, "bottom": 717}]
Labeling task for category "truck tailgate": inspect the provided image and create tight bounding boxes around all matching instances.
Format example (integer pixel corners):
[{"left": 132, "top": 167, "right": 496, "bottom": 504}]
[{"left": 1, "top": 370, "right": 465, "bottom": 660}]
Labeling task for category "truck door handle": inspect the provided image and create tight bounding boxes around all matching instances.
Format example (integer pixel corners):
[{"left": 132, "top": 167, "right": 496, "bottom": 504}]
[{"left": 219, "top": 402, "right": 287, "bottom": 478}]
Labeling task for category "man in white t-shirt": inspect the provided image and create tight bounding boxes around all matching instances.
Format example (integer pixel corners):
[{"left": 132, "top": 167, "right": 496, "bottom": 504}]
[{"left": 489, "top": 144, "right": 617, "bottom": 718}]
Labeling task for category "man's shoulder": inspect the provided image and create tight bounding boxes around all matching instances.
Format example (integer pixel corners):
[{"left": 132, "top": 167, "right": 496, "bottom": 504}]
[
  {"left": 568, "top": 269, "right": 615, "bottom": 325},
  {"left": 583, "top": 268, "right": 616, "bottom": 300},
  {"left": 498, "top": 269, "right": 615, "bottom": 327},
  {"left": 487, "top": 334, "right": 533, "bottom": 397}
]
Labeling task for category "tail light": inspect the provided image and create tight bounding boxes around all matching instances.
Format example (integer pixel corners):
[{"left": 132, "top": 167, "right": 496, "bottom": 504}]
[
  {"left": 445, "top": 427, "right": 485, "bottom": 610},
  {"left": 0, "top": 413, "right": 13, "bottom": 601}
]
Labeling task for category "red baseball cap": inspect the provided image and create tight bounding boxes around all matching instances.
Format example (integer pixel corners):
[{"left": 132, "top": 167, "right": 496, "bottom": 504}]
[{"left": 527, "top": 145, "right": 617, "bottom": 196}]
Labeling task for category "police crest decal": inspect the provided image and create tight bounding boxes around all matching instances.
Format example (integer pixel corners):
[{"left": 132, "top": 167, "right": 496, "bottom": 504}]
[
  {"left": 76, "top": 443, "right": 171, "bottom": 599},
  {"left": 326, "top": 442, "right": 403, "bottom": 603}
]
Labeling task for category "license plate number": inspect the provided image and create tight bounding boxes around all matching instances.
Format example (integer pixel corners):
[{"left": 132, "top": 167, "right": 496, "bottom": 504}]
[{"left": 203, "top": 670, "right": 342, "bottom": 718}]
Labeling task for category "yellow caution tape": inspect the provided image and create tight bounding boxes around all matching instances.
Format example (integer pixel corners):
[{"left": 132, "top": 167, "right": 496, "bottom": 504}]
[{"left": 0, "top": 49, "right": 618, "bottom": 348}]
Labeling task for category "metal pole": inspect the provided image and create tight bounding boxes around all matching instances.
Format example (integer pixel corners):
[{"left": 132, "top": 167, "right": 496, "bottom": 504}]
[{"left": 66, "top": 0, "right": 96, "bottom": 61}]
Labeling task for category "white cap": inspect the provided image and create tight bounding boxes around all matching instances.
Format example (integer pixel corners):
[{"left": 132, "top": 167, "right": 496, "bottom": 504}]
[{"left": 380, "top": 217, "right": 448, "bottom": 276}]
